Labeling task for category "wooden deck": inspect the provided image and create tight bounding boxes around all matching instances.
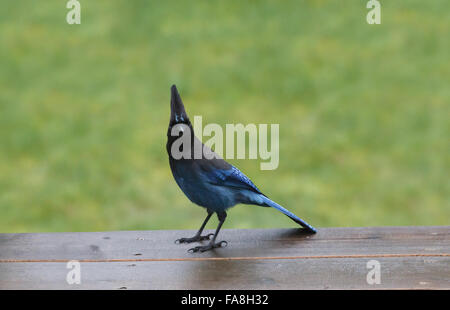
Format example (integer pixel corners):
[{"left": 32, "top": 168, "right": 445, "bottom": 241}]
[{"left": 0, "top": 226, "right": 449, "bottom": 289}]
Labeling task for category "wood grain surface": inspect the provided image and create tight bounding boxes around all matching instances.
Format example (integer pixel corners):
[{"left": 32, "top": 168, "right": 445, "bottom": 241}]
[{"left": 0, "top": 226, "right": 449, "bottom": 289}]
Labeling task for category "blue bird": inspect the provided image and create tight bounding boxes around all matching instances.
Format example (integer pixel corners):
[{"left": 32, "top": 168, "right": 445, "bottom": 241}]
[{"left": 167, "top": 85, "right": 316, "bottom": 252}]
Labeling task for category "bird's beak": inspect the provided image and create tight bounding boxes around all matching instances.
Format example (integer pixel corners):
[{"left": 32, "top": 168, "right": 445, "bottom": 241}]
[{"left": 170, "top": 84, "right": 189, "bottom": 124}]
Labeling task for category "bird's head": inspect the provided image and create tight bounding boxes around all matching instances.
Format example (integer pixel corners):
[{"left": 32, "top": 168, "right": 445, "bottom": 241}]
[
  {"left": 167, "top": 84, "right": 193, "bottom": 150},
  {"left": 169, "top": 84, "right": 190, "bottom": 128}
]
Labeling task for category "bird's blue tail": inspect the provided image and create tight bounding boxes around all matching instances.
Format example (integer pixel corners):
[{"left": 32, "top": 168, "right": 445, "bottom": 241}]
[{"left": 260, "top": 196, "right": 317, "bottom": 233}]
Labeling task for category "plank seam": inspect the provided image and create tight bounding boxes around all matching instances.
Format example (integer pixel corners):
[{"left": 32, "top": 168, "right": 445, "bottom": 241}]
[{"left": 1, "top": 253, "right": 449, "bottom": 263}]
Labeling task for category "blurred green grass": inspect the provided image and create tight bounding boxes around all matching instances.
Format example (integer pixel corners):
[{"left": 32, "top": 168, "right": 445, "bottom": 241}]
[{"left": 0, "top": 1, "right": 448, "bottom": 233}]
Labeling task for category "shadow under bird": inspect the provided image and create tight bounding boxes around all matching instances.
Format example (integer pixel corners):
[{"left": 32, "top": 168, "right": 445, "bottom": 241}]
[{"left": 167, "top": 85, "right": 316, "bottom": 252}]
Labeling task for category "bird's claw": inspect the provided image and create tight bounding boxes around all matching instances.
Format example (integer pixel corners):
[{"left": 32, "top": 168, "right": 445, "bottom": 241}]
[
  {"left": 174, "top": 233, "right": 214, "bottom": 244},
  {"left": 202, "top": 233, "right": 214, "bottom": 240},
  {"left": 188, "top": 240, "right": 228, "bottom": 253}
]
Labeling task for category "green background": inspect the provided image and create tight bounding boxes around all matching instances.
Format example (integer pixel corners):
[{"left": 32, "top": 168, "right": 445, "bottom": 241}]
[{"left": 0, "top": 1, "right": 448, "bottom": 233}]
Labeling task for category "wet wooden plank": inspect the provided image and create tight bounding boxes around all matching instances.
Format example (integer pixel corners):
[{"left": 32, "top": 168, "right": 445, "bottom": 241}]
[
  {"left": 0, "top": 226, "right": 449, "bottom": 289},
  {"left": 1, "top": 257, "right": 449, "bottom": 290},
  {"left": 0, "top": 226, "right": 448, "bottom": 261}
]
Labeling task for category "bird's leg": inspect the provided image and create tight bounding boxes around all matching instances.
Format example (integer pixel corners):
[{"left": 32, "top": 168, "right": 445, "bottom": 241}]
[
  {"left": 175, "top": 210, "right": 214, "bottom": 244},
  {"left": 189, "top": 212, "right": 228, "bottom": 253}
]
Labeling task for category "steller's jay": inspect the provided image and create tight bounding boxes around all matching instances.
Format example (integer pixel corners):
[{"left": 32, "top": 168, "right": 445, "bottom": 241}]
[{"left": 167, "top": 85, "right": 316, "bottom": 252}]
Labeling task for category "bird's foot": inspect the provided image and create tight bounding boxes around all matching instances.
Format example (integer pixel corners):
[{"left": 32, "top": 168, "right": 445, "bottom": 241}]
[
  {"left": 175, "top": 233, "right": 214, "bottom": 244},
  {"left": 188, "top": 241, "right": 228, "bottom": 253}
]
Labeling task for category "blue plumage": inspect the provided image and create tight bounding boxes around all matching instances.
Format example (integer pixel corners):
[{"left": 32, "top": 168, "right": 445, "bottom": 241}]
[
  {"left": 167, "top": 85, "right": 316, "bottom": 252},
  {"left": 205, "top": 165, "right": 263, "bottom": 195}
]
